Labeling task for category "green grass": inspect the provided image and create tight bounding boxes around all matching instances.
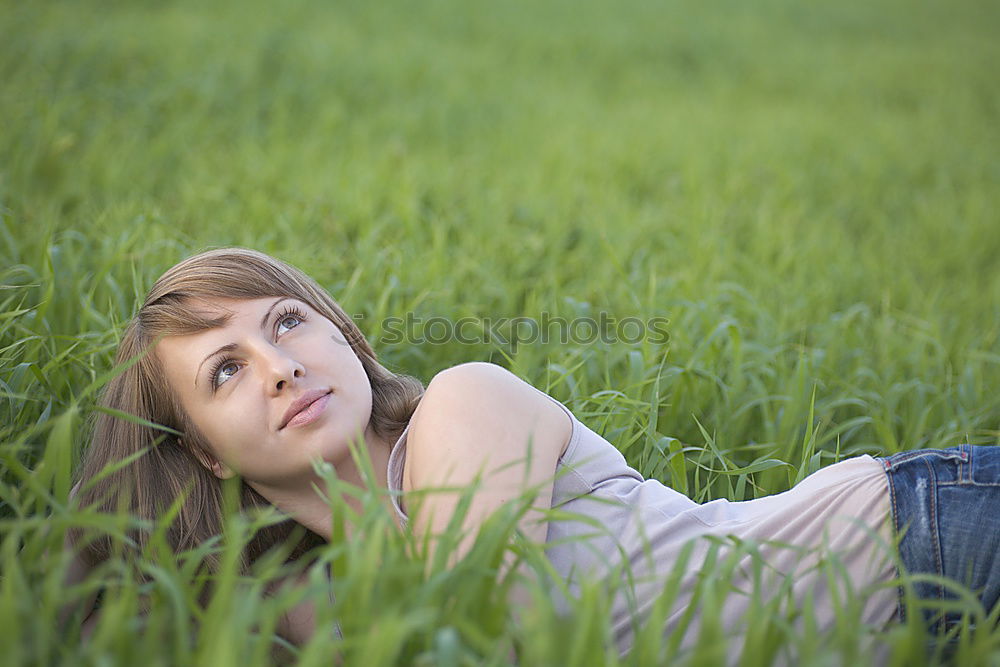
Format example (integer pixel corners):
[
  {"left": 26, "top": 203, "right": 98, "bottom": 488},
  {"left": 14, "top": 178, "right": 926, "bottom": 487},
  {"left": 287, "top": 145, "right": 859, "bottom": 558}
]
[{"left": 2, "top": 0, "right": 1000, "bottom": 663}]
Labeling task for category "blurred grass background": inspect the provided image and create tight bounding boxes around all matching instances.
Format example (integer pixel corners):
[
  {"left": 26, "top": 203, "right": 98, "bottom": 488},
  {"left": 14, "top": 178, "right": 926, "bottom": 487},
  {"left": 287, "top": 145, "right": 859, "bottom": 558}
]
[{"left": 2, "top": 0, "right": 1000, "bottom": 663}]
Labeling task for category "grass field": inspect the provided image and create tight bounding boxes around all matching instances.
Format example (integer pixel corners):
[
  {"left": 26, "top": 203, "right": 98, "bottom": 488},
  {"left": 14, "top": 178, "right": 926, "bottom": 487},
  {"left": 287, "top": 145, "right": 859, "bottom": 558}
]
[{"left": 3, "top": 0, "right": 1000, "bottom": 663}]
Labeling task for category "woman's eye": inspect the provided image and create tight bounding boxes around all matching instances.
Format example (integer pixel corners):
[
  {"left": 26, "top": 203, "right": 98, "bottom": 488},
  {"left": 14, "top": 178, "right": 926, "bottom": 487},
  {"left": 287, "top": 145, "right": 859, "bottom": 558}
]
[
  {"left": 277, "top": 313, "right": 303, "bottom": 335},
  {"left": 215, "top": 361, "right": 240, "bottom": 387}
]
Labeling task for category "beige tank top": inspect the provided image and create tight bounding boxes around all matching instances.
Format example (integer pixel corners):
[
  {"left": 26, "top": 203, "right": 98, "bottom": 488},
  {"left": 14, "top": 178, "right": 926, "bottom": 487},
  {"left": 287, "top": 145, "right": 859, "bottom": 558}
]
[{"left": 386, "top": 388, "right": 897, "bottom": 658}]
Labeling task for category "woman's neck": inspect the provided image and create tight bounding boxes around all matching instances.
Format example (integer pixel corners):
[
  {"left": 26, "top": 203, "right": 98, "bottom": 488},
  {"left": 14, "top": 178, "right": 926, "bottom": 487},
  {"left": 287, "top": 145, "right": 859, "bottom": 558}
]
[{"left": 249, "top": 423, "right": 398, "bottom": 541}]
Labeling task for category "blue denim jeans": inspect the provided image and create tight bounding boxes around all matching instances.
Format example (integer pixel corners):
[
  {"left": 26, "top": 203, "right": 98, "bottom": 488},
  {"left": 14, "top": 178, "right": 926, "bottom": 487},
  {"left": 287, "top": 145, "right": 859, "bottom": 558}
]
[{"left": 877, "top": 445, "right": 1000, "bottom": 631}]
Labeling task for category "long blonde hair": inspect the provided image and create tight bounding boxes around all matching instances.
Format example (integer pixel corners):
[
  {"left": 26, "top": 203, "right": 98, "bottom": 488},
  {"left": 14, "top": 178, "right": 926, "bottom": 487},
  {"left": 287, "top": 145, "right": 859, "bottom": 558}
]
[{"left": 72, "top": 247, "right": 424, "bottom": 572}]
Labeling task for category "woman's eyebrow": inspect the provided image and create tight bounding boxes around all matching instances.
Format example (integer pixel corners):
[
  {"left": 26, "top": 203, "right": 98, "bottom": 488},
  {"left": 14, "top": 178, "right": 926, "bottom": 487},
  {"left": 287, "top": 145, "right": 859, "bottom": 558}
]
[{"left": 193, "top": 297, "right": 290, "bottom": 388}]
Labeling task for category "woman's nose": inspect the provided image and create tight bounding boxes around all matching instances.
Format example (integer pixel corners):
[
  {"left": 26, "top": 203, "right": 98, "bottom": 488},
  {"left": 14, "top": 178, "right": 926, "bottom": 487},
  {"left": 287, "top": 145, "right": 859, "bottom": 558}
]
[
  {"left": 251, "top": 343, "right": 305, "bottom": 393},
  {"left": 273, "top": 364, "right": 304, "bottom": 392}
]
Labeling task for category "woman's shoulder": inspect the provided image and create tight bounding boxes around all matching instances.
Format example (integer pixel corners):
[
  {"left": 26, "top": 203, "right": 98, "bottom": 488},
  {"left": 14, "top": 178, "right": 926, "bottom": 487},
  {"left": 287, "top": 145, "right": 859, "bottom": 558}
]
[
  {"left": 409, "top": 362, "right": 572, "bottom": 445},
  {"left": 427, "top": 361, "right": 516, "bottom": 385},
  {"left": 416, "top": 362, "right": 556, "bottom": 408},
  {"left": 401, "top": 362, "right": 573, "bottom": 490}
]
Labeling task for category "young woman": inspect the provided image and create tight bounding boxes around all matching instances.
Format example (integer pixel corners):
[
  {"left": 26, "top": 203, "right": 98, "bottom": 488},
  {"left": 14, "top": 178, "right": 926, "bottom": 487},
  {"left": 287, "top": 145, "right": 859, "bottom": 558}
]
[{"left": 69, "top": 247, "right": 1000, "bottom": 656}]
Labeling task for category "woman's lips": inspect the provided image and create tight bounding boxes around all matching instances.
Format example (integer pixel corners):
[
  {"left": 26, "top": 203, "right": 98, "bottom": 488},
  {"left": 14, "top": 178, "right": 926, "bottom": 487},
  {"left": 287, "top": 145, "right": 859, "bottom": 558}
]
[{"left": 282, "top": 392, "right": 332, "bottom": 430}]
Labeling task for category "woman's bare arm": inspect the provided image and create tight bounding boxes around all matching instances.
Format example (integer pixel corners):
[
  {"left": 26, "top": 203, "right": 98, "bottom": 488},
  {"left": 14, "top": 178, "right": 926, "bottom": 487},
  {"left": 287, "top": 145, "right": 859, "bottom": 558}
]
[{"left": 403, "top": 362, "right": 571, "bottom": 570}]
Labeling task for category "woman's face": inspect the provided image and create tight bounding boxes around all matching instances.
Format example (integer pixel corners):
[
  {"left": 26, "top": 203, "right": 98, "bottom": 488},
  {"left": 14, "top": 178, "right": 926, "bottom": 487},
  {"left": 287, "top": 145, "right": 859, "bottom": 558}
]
[{"left": 155, "top": 296, "right": 375, "bottom": 486}]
